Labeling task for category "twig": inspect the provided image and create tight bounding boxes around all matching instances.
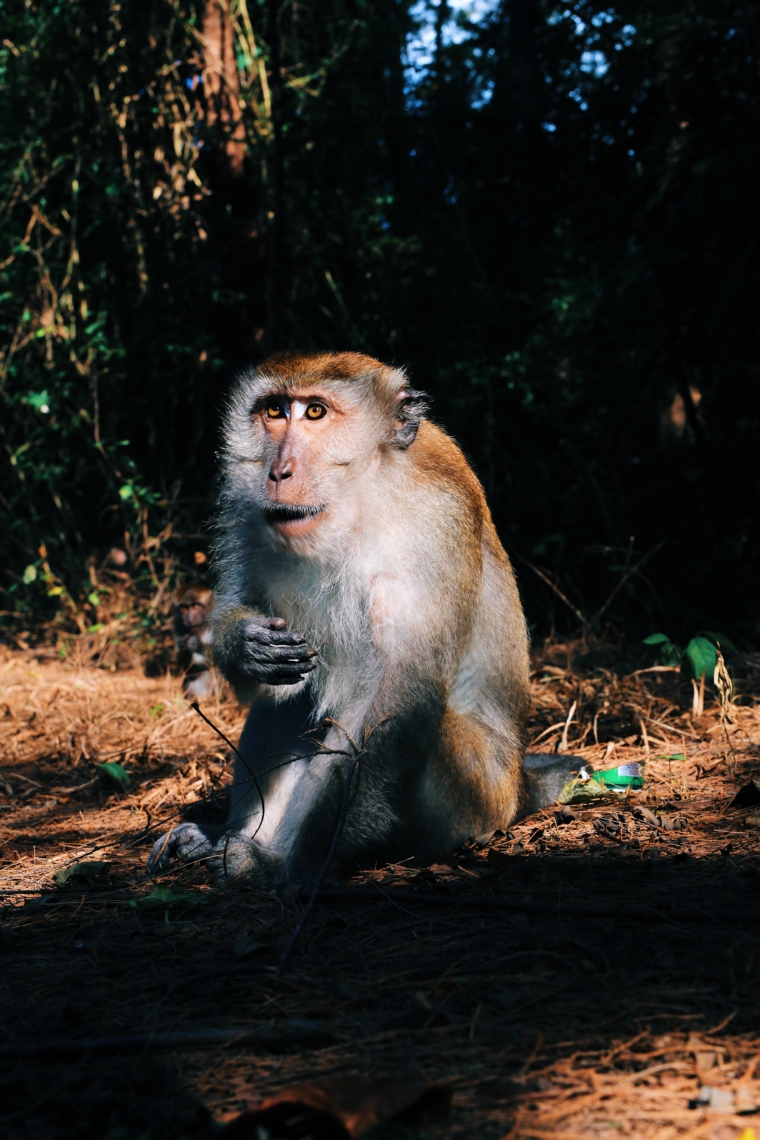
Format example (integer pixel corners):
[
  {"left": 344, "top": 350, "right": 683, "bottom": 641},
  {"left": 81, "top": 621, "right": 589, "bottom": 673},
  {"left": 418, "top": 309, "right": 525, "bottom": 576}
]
[
  {"left": 363, "top": 872, "right": 419, "bottom": 917},
  {"left": 644, "top": 716, "right": 701, "bottom": 741},
  {"left": 521, "top": 560, "right": 587, "bottom": 628},
  {"left": 529, "top": 721, "right": 566, "bottom": 746},
  {"left": 190, "top": 701, "right": 266, "bottom": 840},
  {"left": 714, "top": 648, "right": 735, "bottom": 775},
  {"left": 274, "top": 717, "right": 390, "bottom": 976},
  {"left": 590, "top": 541, "right": 667, "bottom": 626},
  {"left": 276, "top": 754, "right": 359, "bottom": 976},
  {"left": 558, "top": 702, "right": 577, "bottom": 753},
  {"left": 639, "top": 716, "right": 651, "bottom": 757}
]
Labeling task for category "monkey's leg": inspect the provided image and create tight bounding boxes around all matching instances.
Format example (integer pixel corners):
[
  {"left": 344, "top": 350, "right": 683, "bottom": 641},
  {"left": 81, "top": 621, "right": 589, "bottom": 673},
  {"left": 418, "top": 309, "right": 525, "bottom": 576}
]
[
  {"left": 147, "top": 689, "right": 318, "bottom": 879},
  {"left": 408, "top": 707, "right": 528, "bottom": 859},
  {"left": 419, "top": 711, "right": 583, "bottom": 853},
  {"left": 207, "top": 688, "right": 324, "bottom": 884}
]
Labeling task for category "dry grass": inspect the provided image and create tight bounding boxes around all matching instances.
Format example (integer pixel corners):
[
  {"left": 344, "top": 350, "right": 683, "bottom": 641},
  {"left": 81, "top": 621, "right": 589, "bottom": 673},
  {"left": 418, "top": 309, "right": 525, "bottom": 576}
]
[{"left": 2, "top": 638, "right": 760, "bottom": 1139}]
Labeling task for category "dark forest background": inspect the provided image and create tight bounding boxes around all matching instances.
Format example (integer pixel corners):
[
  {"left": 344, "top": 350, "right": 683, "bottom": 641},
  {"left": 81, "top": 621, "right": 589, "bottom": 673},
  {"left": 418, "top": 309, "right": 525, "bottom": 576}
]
[{"left": 1, "top": 0, "right": 758, "bottom": 646}]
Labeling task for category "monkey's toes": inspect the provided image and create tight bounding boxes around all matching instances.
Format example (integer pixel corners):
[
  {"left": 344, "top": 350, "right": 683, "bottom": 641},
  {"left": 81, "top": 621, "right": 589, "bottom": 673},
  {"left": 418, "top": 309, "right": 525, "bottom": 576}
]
[
  {"left": 208, "top": 832, "right": 283, "bottom": 886},
  {"left": 147, "top": 823, "right": 214, "bottom": 874}
]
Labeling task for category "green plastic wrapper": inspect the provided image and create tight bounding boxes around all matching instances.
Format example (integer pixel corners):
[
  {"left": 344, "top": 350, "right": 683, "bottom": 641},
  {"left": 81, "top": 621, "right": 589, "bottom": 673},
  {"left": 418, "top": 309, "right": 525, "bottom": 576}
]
[{"left": 557, "top": 761, "right": 644, "bottom": 805}]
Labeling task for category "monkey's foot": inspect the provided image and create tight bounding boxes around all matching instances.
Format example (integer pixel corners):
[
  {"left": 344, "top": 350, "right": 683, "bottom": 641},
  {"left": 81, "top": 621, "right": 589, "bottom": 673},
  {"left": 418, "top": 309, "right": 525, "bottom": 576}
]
[
  {"left": 207, "top": 831, "right": 284, "bottom": 886},
  {"left": 147, "top": 823, "right": 214, "bottom": 874}
]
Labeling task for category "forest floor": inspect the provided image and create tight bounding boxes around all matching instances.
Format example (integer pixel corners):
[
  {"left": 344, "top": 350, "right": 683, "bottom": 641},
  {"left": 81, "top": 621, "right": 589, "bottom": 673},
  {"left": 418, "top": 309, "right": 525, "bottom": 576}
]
[{"left": 1, "top": 639, "right": 760, "bottom": 1140}]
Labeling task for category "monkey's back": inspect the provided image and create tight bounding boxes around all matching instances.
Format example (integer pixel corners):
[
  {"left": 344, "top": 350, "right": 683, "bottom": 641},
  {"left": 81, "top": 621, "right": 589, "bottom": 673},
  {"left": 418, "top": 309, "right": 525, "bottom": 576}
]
[{"left": 404, "top": 420, "right": 530, "bottom": 729}]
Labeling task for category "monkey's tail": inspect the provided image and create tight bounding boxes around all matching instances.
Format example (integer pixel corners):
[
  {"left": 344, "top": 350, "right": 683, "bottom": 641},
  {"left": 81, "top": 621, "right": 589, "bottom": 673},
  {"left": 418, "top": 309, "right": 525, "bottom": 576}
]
[{"left": 522, "top": 753, "right": 582, "bottom": 814}]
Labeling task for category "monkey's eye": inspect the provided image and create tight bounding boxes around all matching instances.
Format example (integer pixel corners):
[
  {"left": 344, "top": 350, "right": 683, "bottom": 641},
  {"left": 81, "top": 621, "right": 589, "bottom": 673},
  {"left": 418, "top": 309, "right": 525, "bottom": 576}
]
[
  {"left": 305, "top": 403, "right": 326, "bottom": 420},
  {"left": 266, "top": 404, "right": 285, "bottom": 419}
]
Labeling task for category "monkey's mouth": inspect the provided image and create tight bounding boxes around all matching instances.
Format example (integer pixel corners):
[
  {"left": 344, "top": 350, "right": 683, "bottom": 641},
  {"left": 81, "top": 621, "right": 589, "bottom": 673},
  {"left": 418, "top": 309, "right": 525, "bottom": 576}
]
[{"left": 264, "top": 504, "right": 326, "bottom": 532}]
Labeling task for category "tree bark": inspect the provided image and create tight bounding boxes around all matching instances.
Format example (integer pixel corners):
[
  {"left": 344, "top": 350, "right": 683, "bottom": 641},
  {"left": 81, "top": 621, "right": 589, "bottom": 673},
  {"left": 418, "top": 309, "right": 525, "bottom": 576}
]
[{"left": 202, "top": 0, "right": 246, "bottom": 177}]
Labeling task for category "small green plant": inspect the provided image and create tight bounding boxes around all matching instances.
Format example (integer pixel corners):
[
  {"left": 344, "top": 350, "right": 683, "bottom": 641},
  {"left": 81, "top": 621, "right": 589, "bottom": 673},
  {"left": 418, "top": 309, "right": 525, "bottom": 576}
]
[
  {"left": 95, "top": 761, "right": 131, "bottom": 791},
  {"left": 643, "top": 631, "right": 735, "bottom": 715}
]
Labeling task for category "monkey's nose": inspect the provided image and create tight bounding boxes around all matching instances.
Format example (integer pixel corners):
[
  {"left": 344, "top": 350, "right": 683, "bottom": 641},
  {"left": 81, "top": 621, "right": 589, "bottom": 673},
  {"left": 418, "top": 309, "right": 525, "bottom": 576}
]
[{"left": 268, "top": 457, "right": 295, "bottom": 482}]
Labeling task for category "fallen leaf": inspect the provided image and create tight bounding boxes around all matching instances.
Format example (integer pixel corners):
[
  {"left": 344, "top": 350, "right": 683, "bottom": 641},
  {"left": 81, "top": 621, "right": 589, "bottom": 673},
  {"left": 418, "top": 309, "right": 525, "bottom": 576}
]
[
  {"left": 223, "top": 1077, "right": 451, "bottom": 1140},
  {"left": 557, "top": 778, "right": 617, "bottom": 805},
  {"left": 474, "top": 830, "right": 496, "bottom": 848},
  {"left": 51, "top": 861, "right": 110, "bottom": 886},
  {"left": 128, "top": 885, "right": 209, "bottom": 909},
  {"left": 633, "top": 806, "right": 661, "bottom": 828},
  {"left": 659, "top": 815, "right": 687, "bottom": 831},
  {"left": 728, "top": 781, "right": 760, "bottom": 810},
  {"left": 745, "top": 814, "right": 760, "bottom": 829}
]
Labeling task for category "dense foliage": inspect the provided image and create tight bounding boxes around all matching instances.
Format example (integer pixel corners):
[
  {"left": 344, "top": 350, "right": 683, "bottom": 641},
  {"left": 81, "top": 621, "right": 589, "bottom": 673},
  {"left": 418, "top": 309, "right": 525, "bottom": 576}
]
[{"left": 1, "top": 0, "right": 758, "bottom": 641}]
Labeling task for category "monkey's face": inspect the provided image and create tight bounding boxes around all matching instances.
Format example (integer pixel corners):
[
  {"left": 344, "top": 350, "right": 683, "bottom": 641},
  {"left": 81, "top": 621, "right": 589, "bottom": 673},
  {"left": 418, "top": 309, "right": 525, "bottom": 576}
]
[
  {"left": 178, "top": 601, "right": 206, "bottom": 630},
  {"left": 250, "top": 388, "right": 380, "bottom": 544}
]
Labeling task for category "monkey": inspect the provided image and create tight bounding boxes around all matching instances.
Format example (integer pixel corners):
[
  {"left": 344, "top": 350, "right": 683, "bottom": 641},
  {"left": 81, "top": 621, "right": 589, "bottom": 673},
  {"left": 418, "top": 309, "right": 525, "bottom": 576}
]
[
  {"left": 173, "top": 582, "right": 215, "bottom": 699},
  {"left": 148, "top": 352, "right": 574, "bottom": 883}
]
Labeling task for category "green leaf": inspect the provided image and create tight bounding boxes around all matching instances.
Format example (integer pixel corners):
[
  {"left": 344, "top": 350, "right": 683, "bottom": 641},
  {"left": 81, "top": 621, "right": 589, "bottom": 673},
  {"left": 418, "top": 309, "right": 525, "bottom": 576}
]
[
  {"left": 87, "top": 591, "right": 100, "bottom": 607},
  {"left": 698, "top": 630, "right": 737, "bottom": 653},
  {"left": 22, "top": 564, "right": 38, "bottom": 584},
  {"left": 128, "top": 885, "right": 209, "bottom": 908},
  {"left": 642, "top": 633, "right": 671, "bottom": 645},
  {"left": 52, "top": 861, "right": 110, "bottom": 886},
  {"left": 95, "top": 762, "right": 131, "bottom": 790},
  {"left": 118, "top": 484, "right": 134, "bottom": 500},
  {"left": 685, "top": 636, "right": 717, "bottom": 681}
]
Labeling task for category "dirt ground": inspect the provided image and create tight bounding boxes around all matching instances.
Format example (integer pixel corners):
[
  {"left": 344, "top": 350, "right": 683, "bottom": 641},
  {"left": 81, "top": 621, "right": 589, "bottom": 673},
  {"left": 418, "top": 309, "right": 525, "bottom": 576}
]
[{"left": 2, "top": 639, "right": 760, "bottom": 1140}]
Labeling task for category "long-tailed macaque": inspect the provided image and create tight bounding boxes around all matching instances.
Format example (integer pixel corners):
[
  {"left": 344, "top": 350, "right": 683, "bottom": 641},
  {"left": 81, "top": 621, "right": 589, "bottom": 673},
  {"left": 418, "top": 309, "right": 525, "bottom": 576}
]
[
  {"left": 173, "top": 582, "right": 215, "bottom": 699},
  {"left": 148, "top": 352, "right": 571, "bottom": 882}
]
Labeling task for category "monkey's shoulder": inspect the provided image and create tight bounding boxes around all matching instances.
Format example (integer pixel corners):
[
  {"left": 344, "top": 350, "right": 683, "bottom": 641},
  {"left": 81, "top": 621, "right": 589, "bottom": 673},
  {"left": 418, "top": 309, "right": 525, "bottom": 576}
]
[{"left": 408, "top": 421, "right": 487, "bottom": 519}]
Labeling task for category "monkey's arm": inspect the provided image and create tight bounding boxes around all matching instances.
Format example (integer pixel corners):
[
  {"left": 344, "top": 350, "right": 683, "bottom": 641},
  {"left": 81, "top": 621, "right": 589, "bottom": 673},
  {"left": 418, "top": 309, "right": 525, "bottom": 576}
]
[{"left": 214, "top": 606, "right": 318, "bottom": 687}]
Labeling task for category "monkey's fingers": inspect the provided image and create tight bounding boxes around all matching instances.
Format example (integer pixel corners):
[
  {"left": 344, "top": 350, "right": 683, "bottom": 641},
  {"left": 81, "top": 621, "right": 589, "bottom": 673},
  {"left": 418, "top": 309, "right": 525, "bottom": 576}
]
[
  {"left": 257, "top": 660, "right": 318, "bottom": 683},
  {"left": 248, "top": 644, "right": 317, "bottom": 665},
  {"left": 248, "top": 628, "right": 309, "bottom": 647},
  {"left": 147, "top": 823, "right": 213, "bottom": 873}
]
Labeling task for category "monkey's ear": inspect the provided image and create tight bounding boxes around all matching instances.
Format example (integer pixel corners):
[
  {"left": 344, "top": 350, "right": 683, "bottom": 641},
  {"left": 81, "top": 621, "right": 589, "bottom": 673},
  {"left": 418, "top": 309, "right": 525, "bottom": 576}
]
[{"left": 393, "top": 388, "right": 430, "bottom": 449}]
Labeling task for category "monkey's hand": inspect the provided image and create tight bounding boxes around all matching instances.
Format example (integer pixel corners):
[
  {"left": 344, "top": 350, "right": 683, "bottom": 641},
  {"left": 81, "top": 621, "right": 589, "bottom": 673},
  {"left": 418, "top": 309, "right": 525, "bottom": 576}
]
[
  {"left": 175, "top": 633, "right": 200, "bottom": 652},
  {"left": 229, "top": 615, "right": 318, "bottom": 687}
]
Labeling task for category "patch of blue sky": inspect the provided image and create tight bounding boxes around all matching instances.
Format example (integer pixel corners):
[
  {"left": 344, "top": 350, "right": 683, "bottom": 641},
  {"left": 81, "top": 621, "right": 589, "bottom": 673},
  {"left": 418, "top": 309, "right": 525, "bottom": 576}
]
[
  {"left": 405, "top": 4, "right": 635, "bottom": 112},
  {"left": 548, "top": 8, "right": 636, "bottom": 49},
  {"left": 580, "top": 49, "right": 609, "bottom": 76},
  {"left": 404, "top": 0, "right": 500, "bottom": 107}
]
